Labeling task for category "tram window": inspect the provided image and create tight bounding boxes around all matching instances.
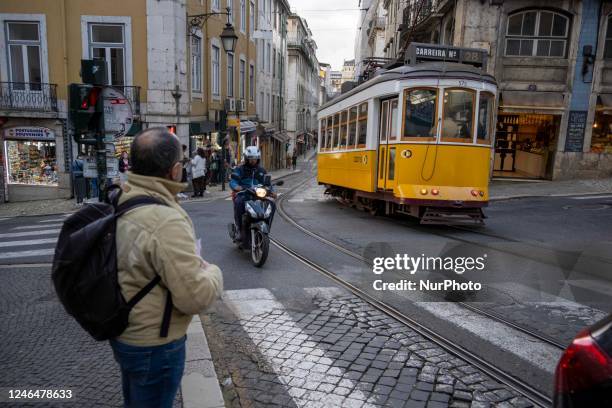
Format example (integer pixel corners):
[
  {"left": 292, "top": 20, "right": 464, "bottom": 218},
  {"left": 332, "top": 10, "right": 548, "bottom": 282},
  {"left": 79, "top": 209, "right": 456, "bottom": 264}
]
[
  {"left": 441, "top": 88, "right": 475, "bottom": 142},
  {"left": 357, "top": 102, "right": 368, "bottom": 147},
  {"left": 327, "top": 116, "right": 334, "bottom": 149},
  {"left": 349, "top": 106, "right": 358, "bottom": 148},
  {"left": 389, "top": 100, "right": 399, "bottom": 141},
  {"left": 340, "top": 110, "right": 348, "bottom": 148},
  {"left": 477, "top": 92, "right": 494, "bottom": 144},
  {"left": 388, "top": 147, "right": 396, "bottom": 180},
  {"left": 403, "top": 89, "right": 437, "bottom": 139},
  {"left": 333, "top": 113, "right": 340, "bottom": 149},
  {"left": 320, "top": 119, "right": 327, "bottom": 150},
  {"left": 380, "top": 101, "right": 389, "bottom": 142}
]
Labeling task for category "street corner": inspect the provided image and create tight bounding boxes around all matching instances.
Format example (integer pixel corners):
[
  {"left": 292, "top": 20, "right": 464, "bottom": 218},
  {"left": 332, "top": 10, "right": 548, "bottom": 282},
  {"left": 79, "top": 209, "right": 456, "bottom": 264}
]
[{"left": 201, "top": 287, "right": 532, "bottom": 408}]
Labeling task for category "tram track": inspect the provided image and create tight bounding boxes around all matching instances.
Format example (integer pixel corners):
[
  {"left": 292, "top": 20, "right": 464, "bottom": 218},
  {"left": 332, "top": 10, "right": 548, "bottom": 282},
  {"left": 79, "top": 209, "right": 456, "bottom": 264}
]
[{"left": 269, "top": 233, "right": 553, "bottom": 407}]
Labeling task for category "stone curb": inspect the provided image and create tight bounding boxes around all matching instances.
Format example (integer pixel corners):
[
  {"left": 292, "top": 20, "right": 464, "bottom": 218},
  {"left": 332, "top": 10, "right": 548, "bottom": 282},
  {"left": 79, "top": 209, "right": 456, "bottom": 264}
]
[
  {"left": 181, "top": 314, "right": 225, "bottom": 408},
  {"left": 489, "top": 190, "right": 612, "bottom": 202}
]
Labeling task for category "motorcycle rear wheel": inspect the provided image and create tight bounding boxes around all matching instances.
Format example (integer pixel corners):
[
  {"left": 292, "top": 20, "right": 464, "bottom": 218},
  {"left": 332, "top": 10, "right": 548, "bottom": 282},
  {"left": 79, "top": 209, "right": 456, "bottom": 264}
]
[{"left": 251, "top": 229, "right": 269, "bottom": 267}]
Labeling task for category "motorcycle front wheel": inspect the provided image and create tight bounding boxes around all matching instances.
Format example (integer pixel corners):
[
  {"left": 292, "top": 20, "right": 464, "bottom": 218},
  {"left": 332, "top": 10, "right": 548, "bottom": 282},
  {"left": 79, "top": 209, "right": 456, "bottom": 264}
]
[{"left": 251, "top": 229, "right": 269, "bottom": 267}]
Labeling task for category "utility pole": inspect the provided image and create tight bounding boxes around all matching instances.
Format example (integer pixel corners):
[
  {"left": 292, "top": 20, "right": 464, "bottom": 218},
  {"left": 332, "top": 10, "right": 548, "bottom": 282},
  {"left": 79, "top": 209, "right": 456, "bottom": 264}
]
[{"left": 220, "top": 109, "right": 227, "bottom": 191}]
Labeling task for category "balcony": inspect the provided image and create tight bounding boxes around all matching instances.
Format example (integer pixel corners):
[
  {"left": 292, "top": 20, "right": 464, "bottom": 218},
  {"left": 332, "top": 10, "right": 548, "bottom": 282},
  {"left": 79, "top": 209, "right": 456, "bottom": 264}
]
[
  {"left": 112, "top": 85, "right": 141, "bottom": 116},
  {"left": 0, "top": 82, "right": 58, "bottom": 113}
]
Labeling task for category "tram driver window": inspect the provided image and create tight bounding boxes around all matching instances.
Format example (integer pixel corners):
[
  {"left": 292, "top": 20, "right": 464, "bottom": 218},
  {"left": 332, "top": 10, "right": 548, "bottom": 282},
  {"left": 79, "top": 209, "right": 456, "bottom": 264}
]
[
  {"left": 477, "top": 92, "right": 494, "bottom": 144},
  {"left": 441, "top": 89, "right": 475, "bottom": 142},
  {"left": 403, "top": 89, "right": 437, "bottom": 139}
]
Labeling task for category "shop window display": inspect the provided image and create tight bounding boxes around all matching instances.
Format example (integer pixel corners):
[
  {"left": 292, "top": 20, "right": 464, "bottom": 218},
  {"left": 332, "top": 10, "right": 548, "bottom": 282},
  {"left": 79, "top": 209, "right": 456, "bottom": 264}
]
[
  {"left": 591, "top": 112, "right": 612, "bottom": 153},
  {"left": 5, "top": 140, "right": 58, "bottom": 185}
]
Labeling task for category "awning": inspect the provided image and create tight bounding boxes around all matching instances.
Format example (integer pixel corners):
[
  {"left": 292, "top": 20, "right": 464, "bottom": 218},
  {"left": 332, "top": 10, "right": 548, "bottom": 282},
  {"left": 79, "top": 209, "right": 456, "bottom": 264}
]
[
  {"left": 190, "top": 120, "right": 216, "bottom": 135},
  {"left": 500, "top": 91, "right": 565, "bottom": 111},
  {"left": 272, "top": 132, "right": 289, "bottom": 142},
  {"left": 240, "top": 120, "right": 257, "bottom": 133}
]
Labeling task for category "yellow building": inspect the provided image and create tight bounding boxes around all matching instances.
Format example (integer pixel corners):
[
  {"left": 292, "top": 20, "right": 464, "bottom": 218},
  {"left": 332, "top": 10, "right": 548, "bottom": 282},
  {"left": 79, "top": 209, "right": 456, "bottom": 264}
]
[{"left": 0, "top": 0, "right": 258, "bottom": 202}]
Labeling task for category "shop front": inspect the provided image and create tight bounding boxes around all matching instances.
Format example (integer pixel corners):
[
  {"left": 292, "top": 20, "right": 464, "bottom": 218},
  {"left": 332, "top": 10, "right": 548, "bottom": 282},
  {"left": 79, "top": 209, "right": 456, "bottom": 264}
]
[
  {"left": 495, "top": 91, "right": 563, "bottom": 179},
  {"left": 592, "top": 95, "right": 612, "bottom": 154},
  {"left": 1, "top": 123, "right": 70, "bottom": 202}
]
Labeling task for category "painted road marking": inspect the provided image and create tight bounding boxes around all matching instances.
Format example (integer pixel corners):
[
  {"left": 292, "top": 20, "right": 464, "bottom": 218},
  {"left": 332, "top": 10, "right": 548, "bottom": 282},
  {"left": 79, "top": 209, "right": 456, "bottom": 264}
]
[
  {"left": 0, "top": 229, "right": 60, "bottom": 239},
  {"left": 0, "top": 238, "right": 57, "bottom": 248},
  {"left": 570, "top": 194, "right": 612, "bottom": 200},
  {"left": 0, "top": 248, "right": 55, "bottom": 259},
  {"left": 13, "top": 224, "right": 63, "bottom": 230},
  {"left": 38, "top": 218, "right": 68, "bottom": 223}
]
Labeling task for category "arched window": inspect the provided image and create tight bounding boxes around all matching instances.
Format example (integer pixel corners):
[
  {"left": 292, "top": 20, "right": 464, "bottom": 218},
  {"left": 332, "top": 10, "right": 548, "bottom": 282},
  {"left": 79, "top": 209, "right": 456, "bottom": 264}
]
[
  {"left": 505, "top": 10, "right": 569, "bottom": 57},
  {"left": 604, "top": 15, "right": 612, "bottom": 58}
]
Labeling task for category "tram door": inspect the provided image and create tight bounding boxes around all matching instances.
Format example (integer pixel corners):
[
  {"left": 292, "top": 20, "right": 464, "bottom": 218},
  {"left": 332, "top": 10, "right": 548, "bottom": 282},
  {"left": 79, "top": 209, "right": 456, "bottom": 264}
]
[{"left": 377, "top": 98, "right": 399, "bottom": 191}]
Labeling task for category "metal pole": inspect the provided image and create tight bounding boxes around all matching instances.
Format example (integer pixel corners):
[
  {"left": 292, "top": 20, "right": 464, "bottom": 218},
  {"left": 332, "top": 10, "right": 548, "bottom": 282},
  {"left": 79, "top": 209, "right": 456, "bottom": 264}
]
[
  {"left": 220, "top": 109, "right": 227, "bottom": 191},
  {"left": 95, "top": 86, "right": 107, "bottom": 201}
]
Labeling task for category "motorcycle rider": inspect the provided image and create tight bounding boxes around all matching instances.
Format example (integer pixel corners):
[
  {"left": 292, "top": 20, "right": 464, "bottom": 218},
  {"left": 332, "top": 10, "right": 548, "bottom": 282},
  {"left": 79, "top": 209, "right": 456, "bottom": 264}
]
[{"left": 230, "top": 146, "right": 276, "bottom": 242}]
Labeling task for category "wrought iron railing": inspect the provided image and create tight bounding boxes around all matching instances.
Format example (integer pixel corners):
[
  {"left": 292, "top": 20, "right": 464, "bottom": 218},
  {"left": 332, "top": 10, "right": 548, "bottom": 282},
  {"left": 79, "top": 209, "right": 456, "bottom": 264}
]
[
  {"left": 112, "top": 85, "right": 141, "bottom": 116},
  {"left": 0, "top": 82, "right": 58, "bottom": 112}
]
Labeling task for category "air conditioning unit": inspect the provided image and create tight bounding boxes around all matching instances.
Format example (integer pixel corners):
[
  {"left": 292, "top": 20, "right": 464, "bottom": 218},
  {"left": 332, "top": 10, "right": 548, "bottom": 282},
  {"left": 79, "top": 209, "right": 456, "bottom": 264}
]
[
  {"left": 237, "top": 99, "right": 247, "bottom": 112},
  {"left": 225, "top": 98, "right": 236, "bottom": 111}
]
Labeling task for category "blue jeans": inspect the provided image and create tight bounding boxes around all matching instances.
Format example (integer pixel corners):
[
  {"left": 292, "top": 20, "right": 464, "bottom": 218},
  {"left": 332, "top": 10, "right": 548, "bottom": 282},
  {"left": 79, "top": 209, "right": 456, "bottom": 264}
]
[{"left": 110, "top": 336, "right": 186, "bottom": 408}]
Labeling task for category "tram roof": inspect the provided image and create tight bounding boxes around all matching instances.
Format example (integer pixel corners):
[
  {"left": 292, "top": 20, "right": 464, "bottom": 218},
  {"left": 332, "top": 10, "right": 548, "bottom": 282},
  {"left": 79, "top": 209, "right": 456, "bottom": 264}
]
[{"left": 319, "top": 62, "right": 496, "bottom": 112}]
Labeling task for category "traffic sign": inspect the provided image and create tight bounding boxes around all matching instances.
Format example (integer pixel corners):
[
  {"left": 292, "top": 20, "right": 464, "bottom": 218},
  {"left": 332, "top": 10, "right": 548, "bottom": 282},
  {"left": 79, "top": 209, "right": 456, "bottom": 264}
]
[{"left": 103, "top": 87, "right": 133, "bottom": 138}]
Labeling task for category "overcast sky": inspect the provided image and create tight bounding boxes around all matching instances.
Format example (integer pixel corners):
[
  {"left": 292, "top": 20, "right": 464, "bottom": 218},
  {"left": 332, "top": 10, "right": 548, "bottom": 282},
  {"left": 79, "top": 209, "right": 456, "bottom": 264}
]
[{"left": 288, "top": 0, "right": 361, "bottom": 71}]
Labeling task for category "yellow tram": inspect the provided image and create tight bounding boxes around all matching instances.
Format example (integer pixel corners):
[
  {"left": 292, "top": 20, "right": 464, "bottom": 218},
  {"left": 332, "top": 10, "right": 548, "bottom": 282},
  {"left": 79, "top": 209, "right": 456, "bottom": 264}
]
[{"left": 316, "top": 45, "right": 497, "bottom": 225}]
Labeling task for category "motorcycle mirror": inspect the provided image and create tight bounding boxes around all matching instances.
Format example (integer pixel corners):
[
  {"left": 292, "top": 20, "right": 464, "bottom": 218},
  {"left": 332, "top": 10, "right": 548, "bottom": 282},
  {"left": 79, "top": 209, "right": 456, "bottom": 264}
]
[{"left": 275, "top": 180, "right": 284, "bottom": 186}]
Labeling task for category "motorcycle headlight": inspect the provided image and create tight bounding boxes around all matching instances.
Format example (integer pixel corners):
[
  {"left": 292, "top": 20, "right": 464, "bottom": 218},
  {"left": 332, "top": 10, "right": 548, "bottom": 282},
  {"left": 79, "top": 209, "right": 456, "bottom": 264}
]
[
  {"left": 245, "top": 202, "right": 258, "bottom": 217},
  {"left": 255, "top": 187, "right": 267, "bottom": 198},
  {"left": 264, "top": 203, "right": 273, "bottom": 218}
]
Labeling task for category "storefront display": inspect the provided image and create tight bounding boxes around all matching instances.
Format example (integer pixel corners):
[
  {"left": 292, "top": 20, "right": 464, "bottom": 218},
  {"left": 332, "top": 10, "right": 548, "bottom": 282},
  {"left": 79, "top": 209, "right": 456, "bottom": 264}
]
[
  {"left": 494, "top": 113, "right": 559, "bottom": 179},
  {"left": 5, "top": 140, "right": 57, "bottom": 185},
  {"left": 591, "top": 112, "right": 612, "bottom": 153}
]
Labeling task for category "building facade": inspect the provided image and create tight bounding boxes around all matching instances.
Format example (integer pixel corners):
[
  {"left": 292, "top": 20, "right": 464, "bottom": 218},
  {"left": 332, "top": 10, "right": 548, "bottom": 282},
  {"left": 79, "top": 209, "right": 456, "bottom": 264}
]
[
  {"left": 254, "top": 0, "right": 290, "bottom": 170},
  {"left": 341, "top": 59, "right": 356, "bottom": 84},
  {"left": 372, "top": 0, "right": 612, "bottom": 180},
  {"left": 0, "top": 0, "right": 261, "bottom": 202},
  {"left": 287, "top": 14, "right": 320, "bottom": 155},
  {"left": 354, "top": 0, "right": 387, "bottom": 81}
]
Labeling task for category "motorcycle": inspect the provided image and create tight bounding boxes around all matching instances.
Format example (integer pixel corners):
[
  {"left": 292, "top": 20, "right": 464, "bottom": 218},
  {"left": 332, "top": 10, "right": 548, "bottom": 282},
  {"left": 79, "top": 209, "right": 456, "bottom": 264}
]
[{"left": 228, "top": 175, "right": 284, "bottom": 267}]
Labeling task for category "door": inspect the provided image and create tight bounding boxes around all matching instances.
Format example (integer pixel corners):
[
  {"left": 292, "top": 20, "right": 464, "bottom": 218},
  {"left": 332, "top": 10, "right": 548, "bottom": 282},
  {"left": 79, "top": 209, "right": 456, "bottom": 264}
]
[{"left": 377, "top": 98, "right": 398, "bottom": 191}]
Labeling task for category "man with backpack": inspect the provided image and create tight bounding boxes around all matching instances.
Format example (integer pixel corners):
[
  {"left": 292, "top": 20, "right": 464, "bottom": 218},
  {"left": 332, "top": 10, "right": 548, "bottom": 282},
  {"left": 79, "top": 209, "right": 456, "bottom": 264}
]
[{"left": 53, "top": 127, "right": 223, "bottom": 408}]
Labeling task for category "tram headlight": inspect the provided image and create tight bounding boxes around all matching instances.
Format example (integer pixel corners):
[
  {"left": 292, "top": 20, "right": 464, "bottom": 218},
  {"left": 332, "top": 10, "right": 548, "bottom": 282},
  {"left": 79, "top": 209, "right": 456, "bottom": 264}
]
[
  {"left": 255, "top": 187, "right": 267, "bottom": 198},
  {"left": 471, "top": 189, "right": 479, "bottom": 197},
  {"left": 431, "top": 189, "right": 439, "bottom": 196},
  {"left": 420, "top": 188, "right": 428, "bottom": 195}
]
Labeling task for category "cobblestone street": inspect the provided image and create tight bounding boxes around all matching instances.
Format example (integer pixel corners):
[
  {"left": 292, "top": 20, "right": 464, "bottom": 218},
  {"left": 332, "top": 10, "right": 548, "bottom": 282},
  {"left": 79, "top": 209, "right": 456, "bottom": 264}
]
[{"left": 203, "top": 289, "right": 534, "bottom": 408}]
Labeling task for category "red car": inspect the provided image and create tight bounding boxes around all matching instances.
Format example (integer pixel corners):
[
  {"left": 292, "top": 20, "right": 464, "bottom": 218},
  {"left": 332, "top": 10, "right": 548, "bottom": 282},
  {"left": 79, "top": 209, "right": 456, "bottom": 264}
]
[{"left": 554, "top": 314, "right": 612, "bottom": 407}]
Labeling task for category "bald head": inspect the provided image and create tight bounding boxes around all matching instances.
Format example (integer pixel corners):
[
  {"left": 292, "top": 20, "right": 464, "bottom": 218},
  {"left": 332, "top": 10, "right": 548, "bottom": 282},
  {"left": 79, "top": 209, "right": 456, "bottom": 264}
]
[{"left": 131, "top": 127, "right": 182, "bottom": 179}]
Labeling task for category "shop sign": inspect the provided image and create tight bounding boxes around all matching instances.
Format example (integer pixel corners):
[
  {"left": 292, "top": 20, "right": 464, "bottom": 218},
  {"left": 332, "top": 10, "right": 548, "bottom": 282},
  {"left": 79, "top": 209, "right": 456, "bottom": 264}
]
[
  {"left": 83, "top": 156, "right": 119, "bottom": 178},
  {"left": 3, "top": 126, "right": 55, "bottom": 141},
  {"left": 103, "top": 87, "right": 133, "bottom": 139},
  {"left": 227, "top": 118, "right": 240, "bottom": 128},
  {"left": 565, "top": 110, "right": 587, "bottom": 152},
  {"left": 406, "top": 43, "right": 487, "bottom": 68}
]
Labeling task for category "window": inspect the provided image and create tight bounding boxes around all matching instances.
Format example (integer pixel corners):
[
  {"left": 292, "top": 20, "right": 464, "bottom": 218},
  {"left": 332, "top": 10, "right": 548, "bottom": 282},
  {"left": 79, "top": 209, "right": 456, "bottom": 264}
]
[
  {"left": 267, "top": 43, "right": 271, "bottom": 73},
  {"left": 212, "top": 0, "right": 220, "bottom": 11},
  {"left": 6, "top": 22, "right": 42, "bottom": 90},
  {"left": 348, "top": 106, "right": 358, "bottom": 148},
  {"left": 441, "top": 88, "right": 475, "bottom": 142},
  {"left": 227, "top": 52, "right": 234, "bottom": 97},
  {"left": 240, "top": 0, "right": 246, "bottom": 32},
  {"left": 212, "top": 45, "right": 220, "bottom": 96},
  {"left": 605, "top": 16, "right": 612, "bottom": 59},
  {"left": 380, "top": 101, "right": 389, "bottom": 142},
  {"left": 505, "top": 10, "right": 568, "bottom": 57},
  {"left": 191, "top": 36, "right": 202, "bottom": 93},
  {"left": 332, "top": 113, "right": 340, "bottom": 149},
  {"left": 250, "top": 1, "right": 256, "bottom": 37},
  {"left": 239, "top": 59, "right": 246, "bottom": 98},
  {"left": 339, "top": 110, "right": 348, "bottom": 148},
  {"left": 266, "top": 93, "right": 271, "bottom": 121},
  {"left": 5, "top": 140, "right": 57, "bottom": 186},
  {"left": 273, "top": 48, "right": 276, "bottom": 78},
  {"left": 89, "top": 23, "right": 125, "bottom": 85},
  {"left": 389, "top": 100, "right": 399, "bottom": 140},
  {"left": 477, "top": 92, "right": 494, "bottom": 144},
  {"left": 327, "top": 116, "right": 334, "bottom": 149},
  {"left": 403, "top": 89, "right": 437, "bottom": 139},
  {"left": 249, "top": 64, "right": 255, "bottom": 101},
  {"left": 357, "top": 102, "right": 368, "bottom": 147},
  {"left": 320, "top": 119, "right": 327, "bottom": 150}
]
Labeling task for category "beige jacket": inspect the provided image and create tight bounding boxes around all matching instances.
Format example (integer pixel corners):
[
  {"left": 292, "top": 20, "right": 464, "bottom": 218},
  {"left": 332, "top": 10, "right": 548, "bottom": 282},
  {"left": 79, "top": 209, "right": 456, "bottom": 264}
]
[{"left": 115, "top": 172, "right": 223, "bottom": 346}]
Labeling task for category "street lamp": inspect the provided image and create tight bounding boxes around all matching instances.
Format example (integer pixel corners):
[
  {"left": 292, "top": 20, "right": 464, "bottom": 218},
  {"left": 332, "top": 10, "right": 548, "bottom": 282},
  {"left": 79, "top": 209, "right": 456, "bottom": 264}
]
[{"left": 220, "top": 11, "right": 238, "bottom": 53}]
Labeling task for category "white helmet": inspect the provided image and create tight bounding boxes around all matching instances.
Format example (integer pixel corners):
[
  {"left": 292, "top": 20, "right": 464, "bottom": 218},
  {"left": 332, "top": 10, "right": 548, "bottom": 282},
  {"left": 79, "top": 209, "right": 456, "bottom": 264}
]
[{"left": 244, "top": 146, "right": 261, "bottom": 160}]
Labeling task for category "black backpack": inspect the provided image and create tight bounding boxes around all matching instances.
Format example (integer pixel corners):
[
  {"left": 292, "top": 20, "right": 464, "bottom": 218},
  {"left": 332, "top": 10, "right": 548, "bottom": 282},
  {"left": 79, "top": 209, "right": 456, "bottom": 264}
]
[{"left": 52, "top": 188, "right": 173, "bottom": 341}]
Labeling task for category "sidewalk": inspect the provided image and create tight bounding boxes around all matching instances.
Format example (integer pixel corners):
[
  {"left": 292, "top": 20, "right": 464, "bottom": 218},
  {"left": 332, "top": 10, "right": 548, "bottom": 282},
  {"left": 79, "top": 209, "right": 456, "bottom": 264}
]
[{"left": 489, "top": 177, "right": 612, "bottom": 200}]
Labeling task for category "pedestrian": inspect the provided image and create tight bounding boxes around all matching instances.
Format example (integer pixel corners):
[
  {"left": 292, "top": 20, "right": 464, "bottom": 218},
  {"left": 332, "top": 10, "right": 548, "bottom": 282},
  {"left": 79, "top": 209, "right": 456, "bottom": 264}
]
[
  {"left": 112, "top": 127, "right": 223, "bottom": 408},
  {"left": 118, "top": 151, "right": 130, "bottom": 184},
  {"left": 292, "top": 151, "right": 298, "bottom": 171},
  {"left": 72, "top": 155, "right": 86, "bottom": 204},
  {"left": 180, "top": 144, "right": 189, "bottom": 183},
  {"left": 191, "top": 147, "right": 207, "bottom": 197},
  {"left": 209, "top": 151, "right": 218, "bottom": 185}
]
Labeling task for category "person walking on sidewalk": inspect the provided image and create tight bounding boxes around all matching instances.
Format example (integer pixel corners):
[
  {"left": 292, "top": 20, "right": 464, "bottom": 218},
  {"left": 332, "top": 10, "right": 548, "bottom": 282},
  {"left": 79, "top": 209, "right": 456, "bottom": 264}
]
[
  {"left": 191, "top": 147, "right": 207, "bottom": 198},
  {"left": 292, "top": 150, "right": 298, "bottom": 171},
  {"left": 112, "top": 127, "right": 223, "bottom": 408}
]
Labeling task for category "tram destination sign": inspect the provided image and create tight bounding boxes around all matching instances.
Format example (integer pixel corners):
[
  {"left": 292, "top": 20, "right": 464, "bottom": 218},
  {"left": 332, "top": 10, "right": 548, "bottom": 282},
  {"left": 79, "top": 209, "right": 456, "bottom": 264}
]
[{"left": 406, "top": 43, "right": 487, "bottom": 68}]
